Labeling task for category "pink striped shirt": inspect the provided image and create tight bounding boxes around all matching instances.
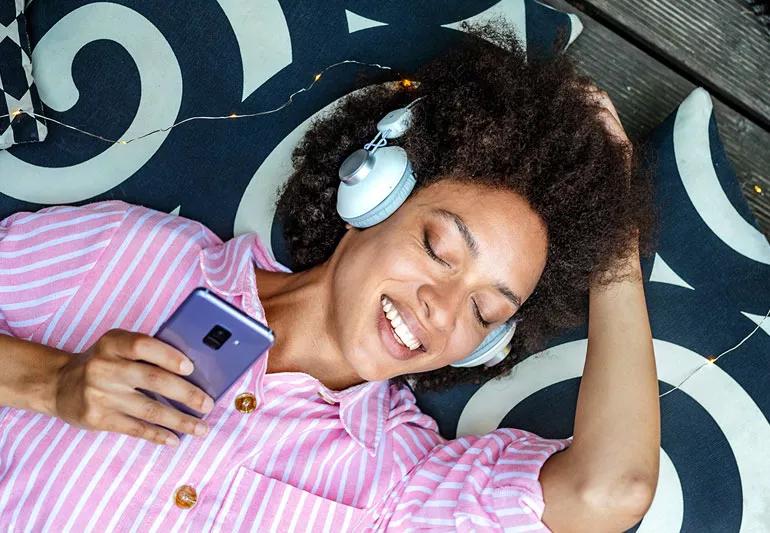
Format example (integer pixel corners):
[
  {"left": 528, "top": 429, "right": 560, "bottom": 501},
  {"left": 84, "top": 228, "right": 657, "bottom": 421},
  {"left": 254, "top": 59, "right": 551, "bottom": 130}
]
[{"left": 0, "top": 200, "right": 572, "bottom": 532}]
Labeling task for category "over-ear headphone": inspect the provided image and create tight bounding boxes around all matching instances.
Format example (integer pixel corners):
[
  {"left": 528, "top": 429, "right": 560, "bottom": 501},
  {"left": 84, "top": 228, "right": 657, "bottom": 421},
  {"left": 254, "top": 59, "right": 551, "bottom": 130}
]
[{"left": 336, "top": 96, "right": 520, "bottom": 368}]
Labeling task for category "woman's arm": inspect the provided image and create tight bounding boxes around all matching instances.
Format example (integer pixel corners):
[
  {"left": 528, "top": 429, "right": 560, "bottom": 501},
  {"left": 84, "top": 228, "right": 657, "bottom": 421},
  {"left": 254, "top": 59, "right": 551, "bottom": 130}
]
[
  {"left": 0, "top": 328, "right": 215, "bottom": 446},
  {"left": 0, "top": 203, "right": 214, "bottom": 445},
  {"left": 539, "top": 84, "right": 660, "bottom": 532},
  {"left": 0, "top": 333, "right": 71, "bottom": 416},
  {"left": 540, "top": 244, "right": 660, "bottom": 532}
]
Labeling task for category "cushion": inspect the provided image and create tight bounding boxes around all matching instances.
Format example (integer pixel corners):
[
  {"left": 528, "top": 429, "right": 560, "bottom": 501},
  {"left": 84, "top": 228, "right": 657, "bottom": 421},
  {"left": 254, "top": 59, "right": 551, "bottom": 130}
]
[
  {"left": 1, "top": 2, "right": 767, "bottom": 530},
  {"left": 0, "top": 0, "right": 580, "bottom": 227},
  {"left": 0, "top": 0, "right": 46, "bottom": 150},
  {"left": 415, "top": 88, "right": 770, "bottom": 531}
]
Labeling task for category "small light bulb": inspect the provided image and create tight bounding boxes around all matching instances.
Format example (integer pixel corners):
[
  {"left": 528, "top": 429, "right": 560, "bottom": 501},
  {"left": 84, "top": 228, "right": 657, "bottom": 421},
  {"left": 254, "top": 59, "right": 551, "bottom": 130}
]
[
  {"left": 11, "top": 109, "right": 22, "bottom": 118},
  {"left": 229, "top": 113, "right": 237, "bottom": 118},
  {"left": 119, "top": 140, "right": 128, "bottom": 145},
  {"left": 314, "top": 73, "right": 321, "bottom": 81},
  {"left": 401, "top": 79, "right": 413, "bottom": 87},
  {"left": 707, "top": 357, "right": 716, "bottom": 364},
  {"left": 754, "top": 184, "right": 763, "bottom": 194}
]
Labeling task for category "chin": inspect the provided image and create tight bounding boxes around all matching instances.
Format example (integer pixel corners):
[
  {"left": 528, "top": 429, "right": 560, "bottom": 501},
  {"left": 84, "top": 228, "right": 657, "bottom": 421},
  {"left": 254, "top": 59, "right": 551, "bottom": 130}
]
[{"left": 347, "top": 351, "right": 393, "bottom": 383}]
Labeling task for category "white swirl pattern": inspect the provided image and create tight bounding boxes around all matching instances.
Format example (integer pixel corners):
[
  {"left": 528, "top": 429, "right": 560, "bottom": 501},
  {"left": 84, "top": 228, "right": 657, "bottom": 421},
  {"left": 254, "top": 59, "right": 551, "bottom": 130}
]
[
  {"left": 674, "top": 88, "right": 770, "bottom": 265},
  {"left": 0, "top": 3, "right": 182, "bottom": 203},
  {"left": 457, "top": 339, "right": 770, "bottom": 531},
  {"left": 217, "top": 0, "right": 291, "bottom": 103}
]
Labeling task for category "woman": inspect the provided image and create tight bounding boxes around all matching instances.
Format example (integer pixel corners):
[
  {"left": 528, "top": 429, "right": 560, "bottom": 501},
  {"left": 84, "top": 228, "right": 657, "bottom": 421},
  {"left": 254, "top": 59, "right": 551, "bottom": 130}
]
[{"left": 0, "top": 20, "right": 659, "bottom": 532}]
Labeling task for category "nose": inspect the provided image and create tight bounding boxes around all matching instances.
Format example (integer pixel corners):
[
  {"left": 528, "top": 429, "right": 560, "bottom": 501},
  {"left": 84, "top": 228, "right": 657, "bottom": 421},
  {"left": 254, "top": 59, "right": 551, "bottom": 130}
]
[{"left": 417, "top": 281, "right": 462, "bottom": 333}]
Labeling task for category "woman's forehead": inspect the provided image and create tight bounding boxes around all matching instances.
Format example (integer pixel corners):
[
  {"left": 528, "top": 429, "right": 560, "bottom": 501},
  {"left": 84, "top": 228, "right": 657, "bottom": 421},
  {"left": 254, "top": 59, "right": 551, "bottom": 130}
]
[{"left": 413, "top": 181, "right": 539, "bottom": 232}]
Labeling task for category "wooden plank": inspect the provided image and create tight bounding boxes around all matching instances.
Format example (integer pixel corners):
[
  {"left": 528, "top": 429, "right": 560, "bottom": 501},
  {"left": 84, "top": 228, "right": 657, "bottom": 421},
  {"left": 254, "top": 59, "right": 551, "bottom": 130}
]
[
  {"left": 571, "top": 0, "right": 770, "bottom": 129},
  {"left": 544, "top": 0, "right": 770, "bottom": 238}
]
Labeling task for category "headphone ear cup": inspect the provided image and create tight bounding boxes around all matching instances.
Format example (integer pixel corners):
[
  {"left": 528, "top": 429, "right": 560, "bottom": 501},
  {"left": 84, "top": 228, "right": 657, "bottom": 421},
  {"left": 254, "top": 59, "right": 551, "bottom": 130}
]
[
  {"left": 449, "top": 321, "right": 517, "bottom": 368},
  {"left": 339, "top": 148, "right": 374, "bottom": 185},
  {"left": 337, "top": 102, "right": 424, "bottom": 228},
  {"left": 346, "top": 170, "right": 415, "bottom": 228},
  {"left": 337, "top": 146, "right": 416, "bottom": 228}
]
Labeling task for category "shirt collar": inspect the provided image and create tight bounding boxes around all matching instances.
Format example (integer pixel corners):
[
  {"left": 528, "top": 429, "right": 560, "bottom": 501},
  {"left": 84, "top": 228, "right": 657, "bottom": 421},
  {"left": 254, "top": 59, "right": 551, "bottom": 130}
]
[
  {"left": 315, "top": 378, "right": 391, "bottom": 457},
  {"left": 199, "top": 233, "right": 391, "bottom": 456}
]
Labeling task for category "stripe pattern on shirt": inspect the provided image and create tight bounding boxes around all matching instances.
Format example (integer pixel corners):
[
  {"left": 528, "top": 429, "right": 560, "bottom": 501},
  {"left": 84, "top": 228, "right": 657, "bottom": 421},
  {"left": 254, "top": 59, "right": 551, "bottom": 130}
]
[{"left": 0, "top": 201, "right": 572, "bottom": 532}]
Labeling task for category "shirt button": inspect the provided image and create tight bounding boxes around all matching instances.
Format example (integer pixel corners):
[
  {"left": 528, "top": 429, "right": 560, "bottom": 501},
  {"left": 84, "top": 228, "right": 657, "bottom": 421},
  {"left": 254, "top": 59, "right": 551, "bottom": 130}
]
[
  {"left": 234, "top": 392, "right": 257, "bottom": 413},
  {"left": 174, "top": 485, "right": 198, "bottom": 509},
  {"left": 317, "top": 390, "right": 338, "bottom": 404}
]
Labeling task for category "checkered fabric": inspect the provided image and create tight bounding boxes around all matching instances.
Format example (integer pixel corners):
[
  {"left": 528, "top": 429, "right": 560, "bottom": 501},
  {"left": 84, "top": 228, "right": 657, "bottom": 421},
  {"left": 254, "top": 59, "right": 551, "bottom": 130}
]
[{"left": 0, "top": 0, "right": 46, "bottom": 150}]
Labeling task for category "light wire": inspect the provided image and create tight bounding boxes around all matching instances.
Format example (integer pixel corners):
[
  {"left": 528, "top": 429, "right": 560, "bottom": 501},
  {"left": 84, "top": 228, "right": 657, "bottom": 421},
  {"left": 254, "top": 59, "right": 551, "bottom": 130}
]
[
  {"left": 658, "top": 306, "right": 770, "bottom": 398},
  {"left": 3, "top": 56, "right": 767, "bottom": 402},
  {"left": 1, "top": 59, "right": 397, "bottom": 144}
]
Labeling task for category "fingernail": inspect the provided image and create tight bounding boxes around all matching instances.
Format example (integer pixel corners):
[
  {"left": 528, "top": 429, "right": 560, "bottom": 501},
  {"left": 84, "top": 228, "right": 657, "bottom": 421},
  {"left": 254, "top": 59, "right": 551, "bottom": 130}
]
[
  {"left": 166, "top": 436, "right": 179, "bottom": 446},
  {"left": 194, "top": 423, "right": 208, "bottom": 437},
  {"left": 180, "top": 359, "right": 194, "bottom": 374},
  {"left": 202, "top": 397, "right": 214, "bottom": 413}
]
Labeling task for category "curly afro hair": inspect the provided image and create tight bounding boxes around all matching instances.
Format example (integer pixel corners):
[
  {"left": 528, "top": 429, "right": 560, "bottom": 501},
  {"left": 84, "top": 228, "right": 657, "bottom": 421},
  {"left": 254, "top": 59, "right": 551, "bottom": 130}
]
[{"left": 274, "top": 18, "right": 659, "bottom": 394}]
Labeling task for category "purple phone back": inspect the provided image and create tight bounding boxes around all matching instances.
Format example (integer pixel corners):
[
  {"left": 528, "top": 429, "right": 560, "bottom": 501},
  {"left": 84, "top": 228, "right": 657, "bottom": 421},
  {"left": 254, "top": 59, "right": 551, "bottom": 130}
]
[{"left": 145, "top": 287, "right": 274, "bottom": 422}]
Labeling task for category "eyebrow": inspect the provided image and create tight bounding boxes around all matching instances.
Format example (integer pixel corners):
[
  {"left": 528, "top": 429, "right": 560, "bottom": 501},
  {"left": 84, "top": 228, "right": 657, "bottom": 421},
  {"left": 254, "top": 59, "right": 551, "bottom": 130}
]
[{"left": 431, "top": 208, "right": 523, "bottom": 310}]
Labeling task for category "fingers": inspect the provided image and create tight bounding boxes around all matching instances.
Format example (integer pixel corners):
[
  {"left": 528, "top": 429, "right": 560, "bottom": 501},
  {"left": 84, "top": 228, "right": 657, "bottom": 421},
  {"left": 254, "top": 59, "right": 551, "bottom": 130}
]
[
  {"left": 103, "top": 412, "right": 182, "bottom": 447},
  {"left": 596, "top": 108, "right": 630, "bottom": 147},
  {"left": 574, "top": 80, "right": 632, "bottom": 155},
  {"left": 581, "top": 83, "right": 621, "bottom": 125},
  {"left": 121, "top": 391, "right": 209, "bottom": 441},
  {"left": 103, "top": 329, "right": 194, "bottom": 376},
  {"left": 127, "top": 360, "right": 214, "bottom": 416}
]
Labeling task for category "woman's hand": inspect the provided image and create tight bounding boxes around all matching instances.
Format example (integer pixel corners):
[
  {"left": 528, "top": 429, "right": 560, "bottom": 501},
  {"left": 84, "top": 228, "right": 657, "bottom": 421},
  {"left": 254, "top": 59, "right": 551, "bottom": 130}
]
[
  {"left": 55, "top": 328, "right": 215, "bottom": 446},
  {"left": 581, "top": 82, "right": 632, "bottom": 154},
  {"left": 581, "top": 81, "right": 635, "bottom": 189},
  {"left": 581, "top": 81, "right": 641, "bottom": 259}
]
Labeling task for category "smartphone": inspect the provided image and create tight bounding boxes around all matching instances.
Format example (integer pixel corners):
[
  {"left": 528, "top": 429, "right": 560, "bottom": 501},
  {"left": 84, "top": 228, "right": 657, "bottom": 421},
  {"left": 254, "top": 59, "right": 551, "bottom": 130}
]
[{"left": 140, "top": 287, "right": 274, "bottom": 433}]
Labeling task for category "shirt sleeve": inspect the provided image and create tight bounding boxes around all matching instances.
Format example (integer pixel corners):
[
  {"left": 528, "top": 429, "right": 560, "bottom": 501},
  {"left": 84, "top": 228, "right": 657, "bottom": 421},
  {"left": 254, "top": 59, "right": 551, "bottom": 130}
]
[
  {"left": 0, "top": 201, "right": 128, "bottom": 339},
  {"left": 380, "top": 420, "right": 573, "bottom": 532}
]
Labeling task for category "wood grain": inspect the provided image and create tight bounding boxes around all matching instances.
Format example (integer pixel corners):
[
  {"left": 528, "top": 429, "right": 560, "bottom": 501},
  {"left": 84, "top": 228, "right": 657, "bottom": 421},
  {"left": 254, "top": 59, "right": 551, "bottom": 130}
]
[
  {"left": 572, "top": 0, "right": 770, "bottom": 129},
  {"left": 544, "top": 0, "right": 770, "bottom": 237}
]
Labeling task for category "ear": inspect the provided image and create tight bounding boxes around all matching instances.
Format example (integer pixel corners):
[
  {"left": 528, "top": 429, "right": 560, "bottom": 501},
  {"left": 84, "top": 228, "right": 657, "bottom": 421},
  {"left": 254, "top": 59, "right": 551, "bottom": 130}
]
[{"left": 344, "top": 223, "right": 353, "bottom": 230}]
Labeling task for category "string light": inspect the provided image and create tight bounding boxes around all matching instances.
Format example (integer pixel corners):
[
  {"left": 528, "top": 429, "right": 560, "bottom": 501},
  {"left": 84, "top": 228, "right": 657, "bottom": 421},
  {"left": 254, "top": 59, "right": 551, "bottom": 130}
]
[
  {"left": 2, "top": 59, "right": 767, "bottom": 405},
  {"left": 0, "top": 59, "right": 404, "bottom": 145},
  {"left": 658, "top": 306, "right": 770, "bottom": 398}
]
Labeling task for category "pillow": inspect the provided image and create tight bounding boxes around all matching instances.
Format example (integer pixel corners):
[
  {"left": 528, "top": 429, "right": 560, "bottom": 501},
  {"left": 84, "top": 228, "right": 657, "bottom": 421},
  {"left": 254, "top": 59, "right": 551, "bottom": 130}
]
[
  {"left": 414, "top": 88, "right": 770, "bottom": 531},
  {"left": 0, "top": 0, "right": 46, "bottom": 150},
  {"left": 0, "top": 0, "right": 581, "bottom": 236}
]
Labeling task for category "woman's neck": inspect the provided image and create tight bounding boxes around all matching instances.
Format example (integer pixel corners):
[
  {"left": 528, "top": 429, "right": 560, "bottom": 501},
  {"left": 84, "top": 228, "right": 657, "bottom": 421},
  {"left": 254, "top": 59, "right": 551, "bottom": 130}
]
[{"left": 253, "top": 262, "right": 364, "bottom": 391}]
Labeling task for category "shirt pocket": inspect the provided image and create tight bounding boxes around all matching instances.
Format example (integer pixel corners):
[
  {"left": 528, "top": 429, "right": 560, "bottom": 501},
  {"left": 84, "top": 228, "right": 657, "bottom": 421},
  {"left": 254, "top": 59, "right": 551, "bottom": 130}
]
[{"left": 211, "top": 466, "right": 370, "bottom": 533}]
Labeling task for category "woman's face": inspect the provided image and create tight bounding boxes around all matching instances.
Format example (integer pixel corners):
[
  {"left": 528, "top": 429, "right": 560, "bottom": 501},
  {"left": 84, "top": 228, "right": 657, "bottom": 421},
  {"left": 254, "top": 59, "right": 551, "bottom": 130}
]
[{"left": 328, "top": 179, "right": 549, "bottom": 382}]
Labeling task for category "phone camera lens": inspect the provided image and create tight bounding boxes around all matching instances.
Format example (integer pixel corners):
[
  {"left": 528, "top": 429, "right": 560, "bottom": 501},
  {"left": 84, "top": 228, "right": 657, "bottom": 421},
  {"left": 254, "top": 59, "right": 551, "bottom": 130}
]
[{"left": 203, "top": 325, "right": 231, "bottom": 350}]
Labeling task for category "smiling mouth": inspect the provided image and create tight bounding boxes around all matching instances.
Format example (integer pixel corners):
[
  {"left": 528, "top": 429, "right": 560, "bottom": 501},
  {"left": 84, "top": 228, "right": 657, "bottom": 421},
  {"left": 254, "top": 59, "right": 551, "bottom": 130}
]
[{"left": 379, "top": 295, "right": 427, "bottom": 355}]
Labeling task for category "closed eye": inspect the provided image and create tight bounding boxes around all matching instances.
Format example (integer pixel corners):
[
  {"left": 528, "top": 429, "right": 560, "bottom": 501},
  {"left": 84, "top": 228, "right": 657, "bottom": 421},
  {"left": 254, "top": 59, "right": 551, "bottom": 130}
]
[
  {"left": 422, "top": 231, "right": 450, "bottom": 267},
  {"left": 473, "top": 300, "right": 491, "bottom": 329},
  {"left": 423, "top": 230, "right": 490, "bottom": 328}
]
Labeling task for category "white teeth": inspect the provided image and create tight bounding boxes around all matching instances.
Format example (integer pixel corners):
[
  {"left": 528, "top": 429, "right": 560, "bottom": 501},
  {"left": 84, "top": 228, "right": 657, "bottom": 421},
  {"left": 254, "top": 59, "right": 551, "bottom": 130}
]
[
  {"left": 394, "top": 324, "right": 419, "bottom": 349},
  {"left": 380, "top": 296, "right": 422, "bottom": 350}
]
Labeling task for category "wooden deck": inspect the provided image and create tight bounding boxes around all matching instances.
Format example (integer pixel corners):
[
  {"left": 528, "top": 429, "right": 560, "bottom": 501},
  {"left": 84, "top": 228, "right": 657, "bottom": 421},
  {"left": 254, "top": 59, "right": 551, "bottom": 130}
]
[{"left": 543, "top": 0, "right": 770, "bottom": 239}]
